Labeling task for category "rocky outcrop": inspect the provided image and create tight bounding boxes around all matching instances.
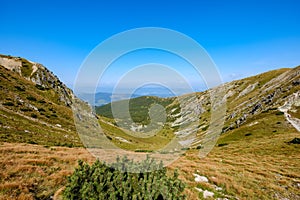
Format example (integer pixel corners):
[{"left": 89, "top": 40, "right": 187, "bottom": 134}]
[
  {"left": 278, "top": 91, "right": 300, "bottom": 132},
  {"left": 0, "top": 56, "right": 22, "bottom": 75},
  {"left": 221, "top": 66, "right": 300, "bottom": 133},
  {"left": 0, "top": 54, "right": 73, "bottom": 106}
]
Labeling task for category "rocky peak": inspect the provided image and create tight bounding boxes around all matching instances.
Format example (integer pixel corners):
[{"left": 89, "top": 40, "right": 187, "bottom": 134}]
[{"left": 0, "top": 54, "right": 73, "bottom": 106}]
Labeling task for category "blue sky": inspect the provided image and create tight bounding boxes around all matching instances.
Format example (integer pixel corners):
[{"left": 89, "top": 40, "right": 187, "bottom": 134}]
[{"left": 1, "top": 0, "right": 300, "bottom": 92}]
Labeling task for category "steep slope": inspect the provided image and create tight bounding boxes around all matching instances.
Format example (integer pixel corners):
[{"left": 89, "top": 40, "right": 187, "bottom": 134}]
[
  {"left": 95, "top": 67, "right": 300, "bottom": 199},
  {"left": 96, "top": 66, "right": 300, "bottom": 149},
  {"left": 0, "top": 54, "right": 82, "bottom": 147}
]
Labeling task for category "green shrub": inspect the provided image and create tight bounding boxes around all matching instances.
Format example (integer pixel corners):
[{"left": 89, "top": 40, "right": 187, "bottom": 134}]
[
  {"left": 21, "top": 59, "right": 33, "bottom": 77},
  {"left": 38, "top": 100, "right": 46, "bottom": 104},
  {"left": 28, "top": 140, "right": 38, "bottom": 144},
  {"left": 27, "top": 96, "right": 37, "bottom": 101},
  {"left": 38, "top": 108, "right": 46, "bottom": 112},
  {"left": 63, "top": 156, "right": 186, "bottom": 200},
  {"left": 15, "top": 85, "right": 25, "bottom": 91},
  {"left": 181, "top": 147, "right": 190, "bottom": 151},
  {"left": 275, "top": 111, "right": 284, "bottom": 115},
  {"left": 201, "top": 125, "right": 209, "bottom": 131},
  {"left": 31, "top": 113, "right": 38, "bottom": 118},
  {"left": 134, "top": 149, "right": 153, "bottom": 153},
  {"left": 35, "top": 84, "right": 45, "bottom": 90},
  {"left": 3, "top": 102, "right": 14, "bottom": 106},
  {"left": 217, "top": 143, "right": 228, "bottom": 147}
]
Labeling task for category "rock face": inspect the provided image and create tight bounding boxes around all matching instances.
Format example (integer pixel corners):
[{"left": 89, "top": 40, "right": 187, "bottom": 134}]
[
  {"left": 220, "top": 66, "right": 300, "bottom": 134},
  {"left": 0, "top": 54, "right": 73, "bottom": 106},
  {"left": 0, "top": 56, "right": 23, "bottom": 75},
  {"left": 278, "top": 91, "right": 300, "bottom": 131}
]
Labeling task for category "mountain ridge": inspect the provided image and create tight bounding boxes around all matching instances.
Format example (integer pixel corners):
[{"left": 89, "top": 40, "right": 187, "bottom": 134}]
[
  {"left": 0, "top": 54, "right": 82, "bottom": 146},
  {"left": 95, "top": 65, "right": 300, "bottom": 150}
]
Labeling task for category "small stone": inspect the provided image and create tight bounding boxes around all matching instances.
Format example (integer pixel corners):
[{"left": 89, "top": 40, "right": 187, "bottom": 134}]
[
  {"left": 195, "top": 187, "right": 203, "bottom": 192},
  {"left": 203, "top": 190, "right": 214, "bottom": 198},
  {"left": 215, "top": 186, "right": 222, "bottom": 191},
  {"left": 193, "top": 173, "right": 209, "bottom": 182}
]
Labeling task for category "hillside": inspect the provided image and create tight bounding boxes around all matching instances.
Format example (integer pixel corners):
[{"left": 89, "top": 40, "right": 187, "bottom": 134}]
[
  {"left": 94, "top": 66, "right": 300, "bottom": 199},
  {"left": 0, "top": 54, "right": 299, "bottom": 199},
  {"left": 96, "top": 66, "right": 300, "bottom": 150},
  {"left": 0, "top": 54, "right": 82, "bottom": 147}
]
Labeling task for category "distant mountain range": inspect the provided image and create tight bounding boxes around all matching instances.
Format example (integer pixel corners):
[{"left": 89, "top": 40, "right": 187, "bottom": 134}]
[
  {"left": 77, "top": 92, "right": 140, "bottom": 106},
  {"left": 77, "top": 87, "right": 188, "bottom": 106}
]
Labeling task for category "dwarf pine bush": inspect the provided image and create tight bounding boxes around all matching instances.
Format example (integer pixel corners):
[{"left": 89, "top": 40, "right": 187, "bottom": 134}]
[{"left": 63, "top": 156, "right": 185, "bottom": 200}]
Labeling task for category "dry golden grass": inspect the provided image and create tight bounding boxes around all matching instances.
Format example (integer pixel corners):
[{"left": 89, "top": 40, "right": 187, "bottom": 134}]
[
  {"left": 0, "top": 129, "right": 299, "bottom": 199},
  {"left": 170, "top": 131, "right": 300, "bottom": 200},
  {"left": 0, "top": 142, "right": 94, "bottom": 200}
]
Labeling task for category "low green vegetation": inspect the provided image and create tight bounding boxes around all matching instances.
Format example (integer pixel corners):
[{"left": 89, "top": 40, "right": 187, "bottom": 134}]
[
  {"left": 98, "top": 117, "right": 175, "bottom": 151},
  {"left": 63, "top": 156, "right": 186, "bottom": 200},
  {"left": 96, "top": 96, "right": 174, "bottom": 125},
  {"left": 20, "top": 58, "right": 33, "bottom": 77}
]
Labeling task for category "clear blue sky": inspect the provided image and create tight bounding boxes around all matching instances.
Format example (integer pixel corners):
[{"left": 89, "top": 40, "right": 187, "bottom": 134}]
[{"left": 1, "top": 0, "right": 300, "bottom": 90}]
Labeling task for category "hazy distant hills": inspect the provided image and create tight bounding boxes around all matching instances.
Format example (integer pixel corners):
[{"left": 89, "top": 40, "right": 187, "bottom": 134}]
[
  {"left": 77, "top": 87, "right": 182, "bottom": 106},
  {"left": 77, "top": 92, "right": 141, "bottom": 106}
]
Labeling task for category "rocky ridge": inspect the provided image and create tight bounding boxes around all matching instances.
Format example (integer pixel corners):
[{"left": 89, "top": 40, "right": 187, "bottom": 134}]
[{"left": 0, "top": 54, "right": 73, "bottom": 106}]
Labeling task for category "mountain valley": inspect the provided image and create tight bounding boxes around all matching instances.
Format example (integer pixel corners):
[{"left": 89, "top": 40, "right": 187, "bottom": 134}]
[{"left": 0, "top": 54, "right": 299, "bottom": 199}]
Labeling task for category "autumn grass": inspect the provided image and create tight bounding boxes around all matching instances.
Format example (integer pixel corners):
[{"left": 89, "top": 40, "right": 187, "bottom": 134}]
[
  {"left": 0, "top": 121, "right": 299, "bottom": 200},
  {"left": 170, "top": 116, "right": 300, "bottom": 200},
  {"left": 0, "top": 142, "right": 94, "bottom": 200}
]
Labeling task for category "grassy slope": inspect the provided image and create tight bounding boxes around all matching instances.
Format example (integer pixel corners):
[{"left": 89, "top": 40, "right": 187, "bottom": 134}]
[
  {"left": 170, "top": 112, "right": 300, "bottom": 199},
  {"left": 92, "top": 67, "right": 300, "bottom": 199},
  {"left": 1, "top": 113, "right": 298, "bottom": 199},
  {"left": 172, "top": 68, "right": 299, "bottom": 199},
  {"left": 98, "top": 117, "right": 174, "bottom": 151},
  {"left": 0, "top": 64, "right": 82, "bottom": 147},
  {"left": 0, "top": 142, "right": 94, "bottom": 200},
  {"left": 96, "top": 95, "right": 174, "bottom": 124},
  {"left": 96, "top": 96, "right": 176, "bottom": 151}
]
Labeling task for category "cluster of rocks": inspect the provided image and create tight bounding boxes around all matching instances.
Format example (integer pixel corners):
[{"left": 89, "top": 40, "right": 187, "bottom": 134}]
[
  {"left": 193, "top": 173, "right": 235, "bottom": 199},
  {"left": 0, "top": 55, "right": 73, "bottom": 106}
]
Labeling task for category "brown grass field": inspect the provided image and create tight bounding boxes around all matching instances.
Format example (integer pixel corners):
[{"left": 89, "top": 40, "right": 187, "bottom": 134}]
[
  {"left": 170, "top": 132, "right": 300, "bottom": 199},
  {"left": 0, "top": 126, "right": 299, "bottom": 200},
  {"left": 0, "top": 143, "right": 94, "bottom": 200}
]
